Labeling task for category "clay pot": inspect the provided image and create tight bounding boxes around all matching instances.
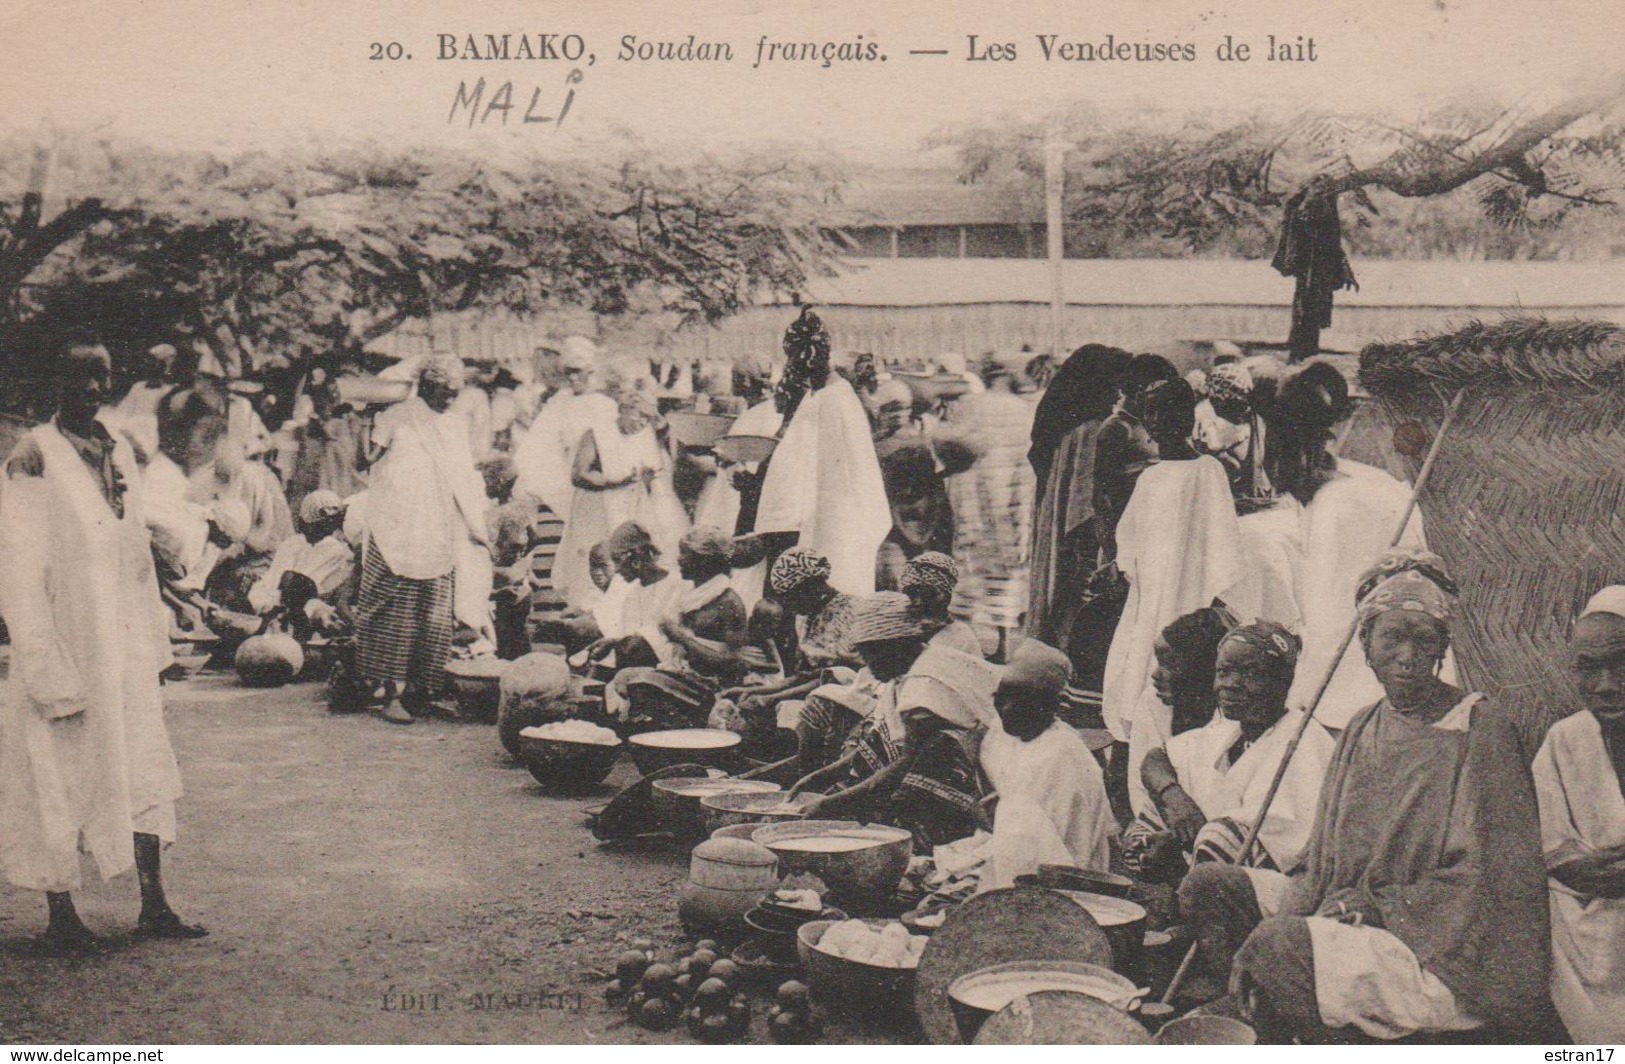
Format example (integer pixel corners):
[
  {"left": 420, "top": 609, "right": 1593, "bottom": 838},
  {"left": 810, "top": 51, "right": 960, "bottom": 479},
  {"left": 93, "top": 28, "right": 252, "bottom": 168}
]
[{"left": 679, "top": 837, "right": 779, "bottom": 936}]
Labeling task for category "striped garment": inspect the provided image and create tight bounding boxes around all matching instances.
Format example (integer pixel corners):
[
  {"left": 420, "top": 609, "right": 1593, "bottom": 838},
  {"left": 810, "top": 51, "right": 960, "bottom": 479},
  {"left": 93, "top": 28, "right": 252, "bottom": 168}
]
[{"left": 355, "top": 540, "right": 454, "bottom": 687}]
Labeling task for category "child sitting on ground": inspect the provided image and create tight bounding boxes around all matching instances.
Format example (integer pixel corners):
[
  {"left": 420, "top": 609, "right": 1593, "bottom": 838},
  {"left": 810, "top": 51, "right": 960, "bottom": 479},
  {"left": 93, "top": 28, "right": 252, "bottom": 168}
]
[{"left": 978, "top": 639, "right": 1116, "bottom": 891}]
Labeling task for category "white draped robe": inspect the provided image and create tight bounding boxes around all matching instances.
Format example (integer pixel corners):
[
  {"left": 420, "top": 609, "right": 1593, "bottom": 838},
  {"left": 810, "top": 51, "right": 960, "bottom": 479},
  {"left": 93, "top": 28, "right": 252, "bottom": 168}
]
[
  {"left": 0, "top": 423, "right": 181, "bottom": 892},
  {"left": 755, "top": 375, "right": 890, "bottom": 597}
]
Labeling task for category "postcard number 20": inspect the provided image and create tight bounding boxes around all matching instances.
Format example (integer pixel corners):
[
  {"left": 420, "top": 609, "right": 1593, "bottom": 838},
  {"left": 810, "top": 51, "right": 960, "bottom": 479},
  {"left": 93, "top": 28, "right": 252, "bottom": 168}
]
[{"left": 370, "top": 42, "right": 409, "bottom": 60}]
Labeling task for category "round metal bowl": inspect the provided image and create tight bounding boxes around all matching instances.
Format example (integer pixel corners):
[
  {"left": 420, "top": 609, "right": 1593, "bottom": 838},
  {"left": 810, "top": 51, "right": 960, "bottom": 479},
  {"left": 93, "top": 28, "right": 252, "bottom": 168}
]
[
  {"left": 947, "top": 960, "right": 1141, "bottom": 1043},
  {"left": 626, "top": 728, "right": 742, "bottom": 775},
  {"left": 701, "top": 790, "right": 814, "bottom": 835},
  {"left": 796, "top": 919, "right": 920, "bottom": 1024},
  {"left": 518, "top": 733, "right": 622, "bottom": 794},
  {"left": 649, "top": 777, "right": 780, "bottom": 837},
  {"left": 752, "top": 821, "right": 913, "bottom": 909}
]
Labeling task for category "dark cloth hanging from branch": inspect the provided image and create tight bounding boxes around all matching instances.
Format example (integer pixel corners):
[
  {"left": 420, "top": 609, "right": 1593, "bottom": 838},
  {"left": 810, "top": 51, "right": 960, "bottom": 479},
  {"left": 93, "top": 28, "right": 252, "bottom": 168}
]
[{"left": 1272, "top": 187, "right": 1358, "bottom": 360}]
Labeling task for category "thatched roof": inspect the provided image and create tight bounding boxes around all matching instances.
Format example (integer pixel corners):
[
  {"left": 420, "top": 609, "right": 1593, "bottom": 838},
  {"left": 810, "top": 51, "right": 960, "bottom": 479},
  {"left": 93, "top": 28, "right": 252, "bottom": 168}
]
[{"left": 1360, "top": 317, "right": 1625, "bottom": 396}]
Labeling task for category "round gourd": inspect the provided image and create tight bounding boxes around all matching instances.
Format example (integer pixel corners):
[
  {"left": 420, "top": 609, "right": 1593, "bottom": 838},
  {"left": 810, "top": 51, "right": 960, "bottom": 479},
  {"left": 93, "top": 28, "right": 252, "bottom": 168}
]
[
  {"left": 496, "top": 651, "right": 574, "bottom": 756},
  {"left": 235, "top": 633, "right": 304, "bottom": 687}
]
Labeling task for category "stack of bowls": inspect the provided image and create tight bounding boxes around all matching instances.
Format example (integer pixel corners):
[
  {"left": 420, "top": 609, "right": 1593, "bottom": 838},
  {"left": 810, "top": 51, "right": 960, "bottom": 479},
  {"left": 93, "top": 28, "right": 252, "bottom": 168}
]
[
  {"left": 741, "top": 893, "right": 845, "bottom": 964},
  {"left": 650, "top": 777, "right": 781, "bottom": 838}
]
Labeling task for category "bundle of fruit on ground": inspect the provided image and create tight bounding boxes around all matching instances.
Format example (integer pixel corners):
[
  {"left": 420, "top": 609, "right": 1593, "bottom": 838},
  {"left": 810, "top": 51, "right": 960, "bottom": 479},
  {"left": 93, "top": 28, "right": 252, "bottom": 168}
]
[{"left": 603, "top": 939, "right": 818, "bottom": 1042}]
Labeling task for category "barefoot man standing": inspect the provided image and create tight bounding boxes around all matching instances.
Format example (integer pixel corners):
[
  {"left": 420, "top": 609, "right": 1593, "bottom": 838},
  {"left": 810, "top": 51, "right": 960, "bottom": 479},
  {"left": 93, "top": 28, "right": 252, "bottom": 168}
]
[{"left": 0, "top": 329, "right": 207, "bottom": 951}]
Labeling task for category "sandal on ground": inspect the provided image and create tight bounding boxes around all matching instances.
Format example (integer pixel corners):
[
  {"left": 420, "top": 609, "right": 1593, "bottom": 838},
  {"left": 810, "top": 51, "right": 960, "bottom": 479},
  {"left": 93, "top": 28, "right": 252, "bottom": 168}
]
[{"left": 378, "top": 702, "right": 416, "bottom": 725}]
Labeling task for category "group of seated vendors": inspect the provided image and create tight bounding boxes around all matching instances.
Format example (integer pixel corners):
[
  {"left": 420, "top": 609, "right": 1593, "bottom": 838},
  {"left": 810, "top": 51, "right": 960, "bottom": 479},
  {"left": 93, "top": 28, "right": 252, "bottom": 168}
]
[{"left": 559, "top": 530, "right": 1624, "bottom": 1044}]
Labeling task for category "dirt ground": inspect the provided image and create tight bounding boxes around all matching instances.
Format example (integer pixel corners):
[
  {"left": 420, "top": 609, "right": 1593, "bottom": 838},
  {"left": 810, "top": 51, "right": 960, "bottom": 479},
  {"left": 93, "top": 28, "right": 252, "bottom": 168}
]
[{"left": 0, "top": 672, "right": 906, "bottom": 1045}]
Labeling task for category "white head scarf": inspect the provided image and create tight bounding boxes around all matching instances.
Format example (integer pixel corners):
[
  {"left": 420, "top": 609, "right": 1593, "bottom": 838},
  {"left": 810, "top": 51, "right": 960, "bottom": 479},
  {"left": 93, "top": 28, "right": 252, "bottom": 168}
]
[{"left": 1580, "top": 585, "right": 1625, "bottom": 621}]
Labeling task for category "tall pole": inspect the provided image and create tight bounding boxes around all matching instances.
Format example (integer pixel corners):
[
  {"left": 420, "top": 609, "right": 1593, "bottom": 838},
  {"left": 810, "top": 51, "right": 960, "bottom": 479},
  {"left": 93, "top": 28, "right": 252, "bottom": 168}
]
[{"left": 1044, "top": 136, "right": 1066, "bottom": 361}]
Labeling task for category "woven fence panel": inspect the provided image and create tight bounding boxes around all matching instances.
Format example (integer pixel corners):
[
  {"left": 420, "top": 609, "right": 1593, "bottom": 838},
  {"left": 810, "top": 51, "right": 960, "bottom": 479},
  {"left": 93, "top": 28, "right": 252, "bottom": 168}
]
[{"left": 1375, "top": 387, "right": 1625, "bottom": 756}]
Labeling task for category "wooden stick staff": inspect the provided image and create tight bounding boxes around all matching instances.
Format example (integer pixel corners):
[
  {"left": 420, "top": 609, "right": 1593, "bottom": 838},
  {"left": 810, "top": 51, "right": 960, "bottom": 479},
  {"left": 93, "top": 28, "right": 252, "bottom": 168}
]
[{"left": 1160, "top": 387, "right": 1466, "bottom": 1006}]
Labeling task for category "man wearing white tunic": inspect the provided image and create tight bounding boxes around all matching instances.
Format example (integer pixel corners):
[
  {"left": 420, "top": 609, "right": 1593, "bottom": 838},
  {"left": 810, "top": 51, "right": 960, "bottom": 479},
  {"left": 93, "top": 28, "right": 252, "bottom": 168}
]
[
  {"left": 0, "top": 335, "right": 205, "bottom": 950},
  {"left": 512, "top": 335, "right": 614, "bottom": 520},
  {"left": 1102, "top": 378, "right": 1250, "bottom": 746},
  {"left": 1533, "top": 588, "right": 1625, "bottom": 1044},
  {"left": 755, "top": 308, "right": 890, "bottom": 597},
  {"left": 980, "top": 640, "right": 1115, "bottom": 890},
  {"left": 1158, "top": 624, "right": 1334, "bottom": 994}
]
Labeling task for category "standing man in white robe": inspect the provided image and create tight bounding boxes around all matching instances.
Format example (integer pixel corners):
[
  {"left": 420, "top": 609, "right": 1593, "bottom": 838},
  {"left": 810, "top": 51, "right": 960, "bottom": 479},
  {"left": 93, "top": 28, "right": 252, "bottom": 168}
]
[
  {"left": 513, "top": 336, "right": 615, "bottom": 521},
  {"left": 0, "top": 332, "right": 205, "bottom": 950},
  {"left": 755, "top": 308, "right": 889, "bottom": 597},
  {"left": 1102, "top": 378, "right": 1250, "bottom": 772},
  {"left": 1533, "top": 588, "right": 1625, "bottom": 1044}
]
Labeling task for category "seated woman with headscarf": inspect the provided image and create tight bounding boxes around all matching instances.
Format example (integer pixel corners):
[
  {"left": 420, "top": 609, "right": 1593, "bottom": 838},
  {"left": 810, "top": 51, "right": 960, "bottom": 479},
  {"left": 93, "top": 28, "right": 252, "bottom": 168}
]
[
  {"left": 781, "top": 553, "right": 978, "bottom": 777},
  {"left": 611, "top": 526, "right": 752, "bottom": 732},
  {"left": 980, "top": 639, "right": 1115, "bottom": 890},
  {"left": 581, "top": 521, "right": 684, "bottom": 676},
  {"left": 205, "top": 396, "right": 297, "bottom": 614},
  {"left": 1146, "top": 623, "right": 1334, "bottom": 981},
  {"left": 1533, "top": 587, "right": 1625, "bottom": 1044},
  {"left": 790, "top": 593, "right": 999, "bottom": 852},
  {"left": 899, "top": 551, "right": 982, "bottom": 655},
  {"left": 726, "top": 548, "right": 862, "bottom": 737},
  {"left": 143, "top": 390, "right": 255, "bottom": 641},
  {"left": 1185, "top": 552, "right": 1548, "bottom": 1041},
  {"left": 246, "top": 489, "right": 356, "bottom": 644}
]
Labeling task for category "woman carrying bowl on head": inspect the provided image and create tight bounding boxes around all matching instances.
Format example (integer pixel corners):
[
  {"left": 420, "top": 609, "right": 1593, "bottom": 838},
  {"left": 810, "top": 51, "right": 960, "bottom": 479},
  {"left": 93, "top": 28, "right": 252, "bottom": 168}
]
[{"left": 790, "top": 593, "right": 998, "bottom": 852}]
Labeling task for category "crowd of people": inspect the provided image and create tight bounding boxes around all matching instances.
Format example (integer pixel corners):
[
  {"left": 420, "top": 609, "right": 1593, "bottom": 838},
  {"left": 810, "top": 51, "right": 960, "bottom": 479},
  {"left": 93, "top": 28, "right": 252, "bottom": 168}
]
[{"left": 0, "top": 310, "right": 1621, "bottom": 1045}]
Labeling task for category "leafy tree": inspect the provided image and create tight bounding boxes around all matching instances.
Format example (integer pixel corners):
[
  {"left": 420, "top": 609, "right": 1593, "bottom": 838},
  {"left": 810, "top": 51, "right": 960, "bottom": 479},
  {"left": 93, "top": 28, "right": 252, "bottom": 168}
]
[{"left": 0, "top": 134, "right": 844, "bottom": 389}]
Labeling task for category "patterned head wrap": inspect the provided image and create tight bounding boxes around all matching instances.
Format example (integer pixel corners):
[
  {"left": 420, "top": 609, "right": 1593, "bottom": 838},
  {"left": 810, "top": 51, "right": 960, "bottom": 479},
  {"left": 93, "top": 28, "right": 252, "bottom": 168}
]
[
  {"left": 774, "top": 307, "right": 832, "bottom": 414},
  {"left": 420, "top": 353, "right": 466, "bottom": 391},
  {"left": 768, "top": 547, "right": 832, "bottom": 596},
  {"left": 850, "top": 592, "right": 931, "bottom": 646},
  {"left": 1220, "top": 621, "right": 1302, "bottom": 677},
  {"left": 299, "top": 489, "right": 345, "bottom": 526},
  {"left": 680, "top": 525, "right": 734, "bottom": 566},
  {"left": 1206, "top": 362, "right": 1255, "bottom": 405},
  {"left": 901, "top": 551, "right": 959, "bottom": 599},
  {"left": 998, "top": 638, "right": 1072, "bottom": 703},
  {"left": 1355, "top": 549, "right": 1457, "bottom": 632}
]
